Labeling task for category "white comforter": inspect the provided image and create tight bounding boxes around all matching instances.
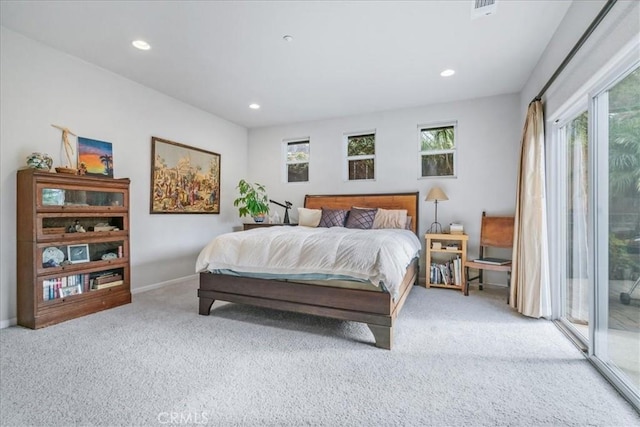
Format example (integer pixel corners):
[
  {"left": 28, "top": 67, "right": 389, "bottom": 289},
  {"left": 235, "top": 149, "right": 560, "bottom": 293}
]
[{"left": 195, "top": 226, "right": 421, "bottom": 298}]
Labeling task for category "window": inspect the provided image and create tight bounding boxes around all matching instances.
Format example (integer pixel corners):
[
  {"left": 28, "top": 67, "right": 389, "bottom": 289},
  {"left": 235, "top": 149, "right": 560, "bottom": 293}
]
[
  {"left": 419, "top": 123, "right": 456, "bottom": 177},
  {"left": 346, "top": 133, "right": 375, "bottom": 180},
  {"left": 285, "top": 140, "right": 309, "bottom": 183}
]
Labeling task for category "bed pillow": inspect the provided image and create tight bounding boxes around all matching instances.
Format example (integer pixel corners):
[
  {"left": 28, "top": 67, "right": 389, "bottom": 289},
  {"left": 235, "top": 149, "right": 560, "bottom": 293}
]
[
  {"left": 318, "top": 208, "right": 348, "bottom": 228},
  {"left": 345, "top": 207, "right": 378, "bottom": 229},
  {"left": 372, "top": 208, "right": 408, "bottom": 230},
  {"left": 297, "top": 207, "right": 322, "bottom": 227}
]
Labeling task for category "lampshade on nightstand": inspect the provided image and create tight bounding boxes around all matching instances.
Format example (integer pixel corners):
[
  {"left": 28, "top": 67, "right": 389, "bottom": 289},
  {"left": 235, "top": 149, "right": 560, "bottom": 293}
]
[{"left": 425, "top": 187, "right": 448, "bottom": 233}]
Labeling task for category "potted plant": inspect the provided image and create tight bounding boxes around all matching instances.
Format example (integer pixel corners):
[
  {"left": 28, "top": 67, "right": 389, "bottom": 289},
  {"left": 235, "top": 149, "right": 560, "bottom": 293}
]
[{"left": 233, "top": 179, "right": 270, "bottom": 222}]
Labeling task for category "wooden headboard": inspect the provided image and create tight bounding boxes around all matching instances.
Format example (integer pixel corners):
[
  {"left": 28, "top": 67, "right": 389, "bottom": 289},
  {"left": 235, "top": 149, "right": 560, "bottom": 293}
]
[{"left": 304, "top": 192, "right": 419, "bottom": 234}]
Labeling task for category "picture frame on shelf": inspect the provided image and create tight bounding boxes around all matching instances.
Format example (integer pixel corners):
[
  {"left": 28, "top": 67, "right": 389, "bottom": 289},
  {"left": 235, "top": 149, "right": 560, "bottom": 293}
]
[
  {"left": 150, "top": 136, "right": 221, "bottom": 214},
  {"left": 67, "top": 244, "right": 90, "bottom": 264},
  {"left": 58, "top": 284, "right": 82, "bottom": 298},
  {"left": 77, "top": 137, "right": 114, "bottom": 178}
]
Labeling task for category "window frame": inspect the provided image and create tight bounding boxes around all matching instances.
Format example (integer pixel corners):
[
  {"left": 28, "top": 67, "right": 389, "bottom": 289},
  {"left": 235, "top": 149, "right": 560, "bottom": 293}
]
[
  {"left": 344, "top": 130, "right": 376, "bottom": 182},
  {"left": 417, "top": 121, "right": 458, "bottom": 179},
  {"left": 283, "top": 138, "right": 310, "bottom": 184}
]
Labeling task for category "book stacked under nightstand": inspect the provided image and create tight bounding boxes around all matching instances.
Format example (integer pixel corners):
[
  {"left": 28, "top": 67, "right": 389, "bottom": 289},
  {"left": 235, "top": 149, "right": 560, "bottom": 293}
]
[{"left": 425, "top": 233, "right": 468, "bottom": 292}]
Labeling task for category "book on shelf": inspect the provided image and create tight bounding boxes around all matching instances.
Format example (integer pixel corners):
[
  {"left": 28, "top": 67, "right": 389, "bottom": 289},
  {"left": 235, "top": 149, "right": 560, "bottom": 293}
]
[
  {"left": 473, "top": 257, "right": 511, "bottom": 265},
  {"left": 430, "top": 256, "right": 462, "bottom": 286},
  {"left": 94, "top": 273, "right": 123, "bottom": 285},
  {"left": 43, "top": 274, "right": 88, "bottom": 301},
  {"left": 93, "top": 280, "right": 123, "bottom": 290}
]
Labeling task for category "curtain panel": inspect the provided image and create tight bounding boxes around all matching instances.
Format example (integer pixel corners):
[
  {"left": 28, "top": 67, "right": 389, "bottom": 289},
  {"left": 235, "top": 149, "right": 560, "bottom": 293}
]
[{"left": 511, "top": 100, "right": 552, "bottom": 318}]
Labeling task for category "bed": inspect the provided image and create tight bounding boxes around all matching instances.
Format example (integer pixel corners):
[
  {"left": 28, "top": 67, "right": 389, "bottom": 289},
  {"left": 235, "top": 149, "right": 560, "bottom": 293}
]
[{"left": 197, "top": 192, "right": 420, "bottom": 349}]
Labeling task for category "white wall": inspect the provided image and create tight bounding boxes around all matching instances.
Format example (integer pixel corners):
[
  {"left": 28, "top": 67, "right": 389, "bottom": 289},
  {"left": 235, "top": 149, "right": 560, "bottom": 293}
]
[
  {"left": 0, "top": 27, "right": 248, "bottom": 325},
  {"left": 247, "top": 94, "right": 522, "bottom": 266}
]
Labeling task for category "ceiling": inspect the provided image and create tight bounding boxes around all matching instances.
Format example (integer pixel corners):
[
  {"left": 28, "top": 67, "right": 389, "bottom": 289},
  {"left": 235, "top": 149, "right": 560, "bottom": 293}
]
[{"left": 0, "top": 1, "right": 572, "bottom": 129}]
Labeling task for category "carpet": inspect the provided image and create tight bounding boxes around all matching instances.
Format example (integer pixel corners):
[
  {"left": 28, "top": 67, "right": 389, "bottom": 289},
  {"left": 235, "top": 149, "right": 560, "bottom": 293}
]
[{"left": 1, "top": 279, "right": 638, "bottom": 426}]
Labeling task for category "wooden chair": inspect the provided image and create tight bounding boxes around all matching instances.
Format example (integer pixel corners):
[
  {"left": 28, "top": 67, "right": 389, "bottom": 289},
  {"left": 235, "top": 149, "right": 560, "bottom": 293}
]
[{"left": 464, "top": 211, "right": 514, "bottom": 302}]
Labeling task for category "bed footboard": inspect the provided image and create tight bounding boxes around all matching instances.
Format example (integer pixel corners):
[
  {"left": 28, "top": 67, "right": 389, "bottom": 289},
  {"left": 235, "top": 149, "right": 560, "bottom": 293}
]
[{"left": 198, "top": 257, "right": 418, "bottom": 349}]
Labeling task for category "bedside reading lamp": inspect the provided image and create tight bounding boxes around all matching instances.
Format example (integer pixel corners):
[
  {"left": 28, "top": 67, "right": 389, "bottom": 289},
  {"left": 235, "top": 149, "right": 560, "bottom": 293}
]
[
  {"left": 426, "top": 187, "right": 448, "bottom": 234},
  {"left": 269, "top": 199, "right": 292, "bottom": 224}
]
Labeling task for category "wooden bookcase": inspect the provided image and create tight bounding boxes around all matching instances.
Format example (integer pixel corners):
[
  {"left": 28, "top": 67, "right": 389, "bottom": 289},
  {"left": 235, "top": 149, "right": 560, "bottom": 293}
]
[
  {"left": 425, "top": 233, "right": 468, "bottom": 292},
  {"left": 17, "top": 169, "right": 131, "bottom": 328}
]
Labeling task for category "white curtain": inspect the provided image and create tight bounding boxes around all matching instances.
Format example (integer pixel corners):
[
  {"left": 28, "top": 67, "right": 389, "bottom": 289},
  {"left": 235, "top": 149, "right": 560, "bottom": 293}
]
[
  {"left": 568, "top": 125, "right": 589, "bottom": 322},
  {"left": 510, "top": 100, "right": 552, "bottom": 318}
]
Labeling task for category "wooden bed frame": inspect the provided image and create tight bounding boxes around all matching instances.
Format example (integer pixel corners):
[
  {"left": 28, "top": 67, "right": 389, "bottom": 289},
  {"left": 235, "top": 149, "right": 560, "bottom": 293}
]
[{"left": 198, "top": 192, "right": 420, "bottom": 349}]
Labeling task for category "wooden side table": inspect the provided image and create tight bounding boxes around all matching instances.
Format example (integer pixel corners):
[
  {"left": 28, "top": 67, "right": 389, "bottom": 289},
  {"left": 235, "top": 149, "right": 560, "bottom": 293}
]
[
  {"left": 242, "top": 223, "right": 298, "bottom": 231},
  {"left": 425, "top": 233, "right": 468, "bottom": 293}
]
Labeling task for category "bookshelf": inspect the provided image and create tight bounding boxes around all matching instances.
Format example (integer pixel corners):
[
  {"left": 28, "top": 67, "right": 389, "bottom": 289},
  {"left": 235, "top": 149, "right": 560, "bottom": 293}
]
[
  {"left": 17, "top": 169, "right": 131, "bottom": 328},
  {"left": 425, "top": 233, "right": 468, "bottom": 292}
]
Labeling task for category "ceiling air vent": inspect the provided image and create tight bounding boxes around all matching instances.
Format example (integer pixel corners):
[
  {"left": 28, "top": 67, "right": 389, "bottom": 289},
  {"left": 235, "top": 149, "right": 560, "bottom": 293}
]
[{"left": 471, "top": 0, "right": 497, "bottom": 19}]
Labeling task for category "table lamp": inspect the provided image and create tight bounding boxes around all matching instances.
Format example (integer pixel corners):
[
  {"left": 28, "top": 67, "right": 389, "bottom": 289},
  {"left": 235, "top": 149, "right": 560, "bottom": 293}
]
[{"left": 425, "top": 187, "right": 448, "bottom": 233}]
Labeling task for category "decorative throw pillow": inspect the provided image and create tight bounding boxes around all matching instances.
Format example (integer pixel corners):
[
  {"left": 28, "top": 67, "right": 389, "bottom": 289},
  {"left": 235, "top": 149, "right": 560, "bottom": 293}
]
[
  {"left": 318, "top": 208, "right": 348, "bottom": 228},
  {"left": 297, "top": 207, "right": 322, "bottom": 227},
  {"left": 405, "top": 216, "right": 413, "bottom": 230},
  {"left": 372, "top": 208, "right": 408, "bottom": 229},
  {"left": 345, "top": 207, "right": 378, "bottom": 229}
]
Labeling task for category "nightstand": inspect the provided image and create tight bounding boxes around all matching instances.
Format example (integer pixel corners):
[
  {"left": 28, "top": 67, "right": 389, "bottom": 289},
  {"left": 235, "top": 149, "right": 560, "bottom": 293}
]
[
  {"left": 425, "top": 233, "right": 468, "bottom": 292},
  {"left": 242, "top": 223, "right": 298, "bottom": 231}
]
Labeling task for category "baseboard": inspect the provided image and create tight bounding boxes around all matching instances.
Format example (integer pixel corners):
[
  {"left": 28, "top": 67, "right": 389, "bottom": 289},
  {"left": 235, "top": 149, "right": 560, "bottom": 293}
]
[
  {"left": 131, "top": 274, "right": 198, "bottom": 295},
  {"left": 0, "top": 318, "right": 17, "bottom": 329}
]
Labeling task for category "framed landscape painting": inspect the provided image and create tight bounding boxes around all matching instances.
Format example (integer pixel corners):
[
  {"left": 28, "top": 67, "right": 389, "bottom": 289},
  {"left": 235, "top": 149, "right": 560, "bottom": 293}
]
[
  {"left": 150, "top": 137, "right": 221, "bottom": 214},
  {"left": 78, "top": 137, "right": 113, "bottom": 178}
]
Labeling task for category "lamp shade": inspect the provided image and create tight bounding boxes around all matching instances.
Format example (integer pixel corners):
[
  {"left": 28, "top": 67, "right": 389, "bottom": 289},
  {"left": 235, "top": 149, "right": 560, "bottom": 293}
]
[{"left": 425, "top": 187, "right": 449, "bottom": 202}]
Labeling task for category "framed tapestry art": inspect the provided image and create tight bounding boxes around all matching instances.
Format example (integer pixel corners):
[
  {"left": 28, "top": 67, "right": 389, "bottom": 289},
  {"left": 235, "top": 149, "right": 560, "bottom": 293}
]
[{"left": 150, "top": 137, "right": 221, "bottom": 214}]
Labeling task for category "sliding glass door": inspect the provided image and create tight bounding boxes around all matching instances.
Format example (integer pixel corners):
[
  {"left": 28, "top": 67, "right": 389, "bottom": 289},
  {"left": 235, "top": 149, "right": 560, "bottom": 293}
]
[
  {"left": 592, "top": 65, "right": 639, "bottom": 397},
  {"left": 554, "top": 60, "right": 639, "bottom": 409},
  {"left": 559, "top": 110, "right": 590, "bottom": 343}
]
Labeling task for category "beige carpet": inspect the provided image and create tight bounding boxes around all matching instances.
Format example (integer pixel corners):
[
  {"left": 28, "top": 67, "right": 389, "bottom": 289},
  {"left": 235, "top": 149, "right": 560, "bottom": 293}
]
[{"left": 1, "top": 278, "right": 638, "bottom": 426}]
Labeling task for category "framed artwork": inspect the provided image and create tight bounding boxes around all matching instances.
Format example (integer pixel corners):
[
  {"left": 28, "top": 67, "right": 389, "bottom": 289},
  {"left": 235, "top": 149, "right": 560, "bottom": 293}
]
[
  {"left": 59, "top": 284, "right": 83, "bottom": 298},
  {"left": 67, "top": 244, "right": 90, "bottom": 264},
  {"left": 77, "top": 137, "right": 114, "bottom": 178},
  {"left": 150, "top": 136, "right": 221, "bottom": 214}
]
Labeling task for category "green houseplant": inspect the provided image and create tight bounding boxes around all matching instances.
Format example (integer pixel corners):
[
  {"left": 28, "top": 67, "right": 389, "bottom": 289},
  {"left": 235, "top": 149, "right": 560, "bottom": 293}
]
[{"left": 233, "top": 179, "right": 270, "bottom": 222}]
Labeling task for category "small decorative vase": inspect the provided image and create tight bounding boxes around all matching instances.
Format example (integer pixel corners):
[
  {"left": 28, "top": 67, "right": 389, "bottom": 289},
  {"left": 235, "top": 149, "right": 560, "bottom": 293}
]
[
  {"left": 253, "top": 215, "right": 266, "bottom": 223},
  {"left": 26, "top": 152, "right": 53, "bottom": 171}
]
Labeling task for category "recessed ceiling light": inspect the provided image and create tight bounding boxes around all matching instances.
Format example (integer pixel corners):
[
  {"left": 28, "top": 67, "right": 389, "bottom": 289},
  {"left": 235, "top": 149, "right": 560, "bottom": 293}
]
[
  {"left": 249, "top": 103, "right": 260, "bottom": 110},
  {"left": 282, "top": 35, "right": 293, "bottom": 42},
  {"left": 132, "top": 40, "right": 151, "bottom": 51},
  {"left": 440, "top": 69, "right": 455, "bottom": 77}
]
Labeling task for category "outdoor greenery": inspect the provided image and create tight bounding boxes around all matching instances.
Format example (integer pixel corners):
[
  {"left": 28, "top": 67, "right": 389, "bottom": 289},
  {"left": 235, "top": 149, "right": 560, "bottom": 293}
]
[
  {"left": 347, "top": 134, "right": 375, "bottom": 180},
  {"left": 347, "top": 134, "right": 375, "bottom": 156},
  {"left": 286, "top": 141, "right": 310, "bottom": 182},
  {"left": 233, "top": 179, "right": 269, "bottom": 218},
  {"left": 609, "top": 67, "right": 640, "bottom": 195},
  {"left": 420, "top": 126, "right": 455, "bottom": 177},
  {"left": 609, "top": 67, "right": 639, "bottom": 279}
]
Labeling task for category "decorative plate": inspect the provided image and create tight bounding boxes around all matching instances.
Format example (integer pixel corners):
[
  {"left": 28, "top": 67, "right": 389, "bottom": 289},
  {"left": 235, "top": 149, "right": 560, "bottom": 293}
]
[{"left": 42, "top": 247, "right": 65, "bottom": 266}]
